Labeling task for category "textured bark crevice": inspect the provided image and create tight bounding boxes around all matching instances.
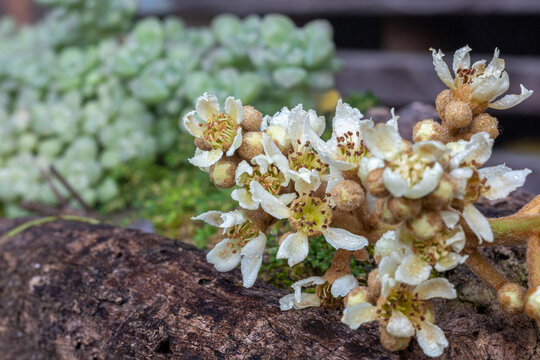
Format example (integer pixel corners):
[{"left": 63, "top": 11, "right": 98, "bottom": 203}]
[{"left": 0, "top": 190, "right": 539, "bottom": 360}]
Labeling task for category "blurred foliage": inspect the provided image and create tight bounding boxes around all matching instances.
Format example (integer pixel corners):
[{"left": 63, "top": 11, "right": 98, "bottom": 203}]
[{"left": 0, "top": 1, "right": 340, "bottom": 216}]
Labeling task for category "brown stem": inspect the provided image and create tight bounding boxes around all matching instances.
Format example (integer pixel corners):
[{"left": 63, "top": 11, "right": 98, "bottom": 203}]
[
  {"left": 323, "top": 249, "right": 353, "bottom": 284},
  {"left": 527, "top": 235, "right": 540, "bottom": 290},
  {"left": 464, "top": 248, "right": 509, "bottom": 291},
  {"left": 49, "top": 166, "right": 92, "bottom": 214}
]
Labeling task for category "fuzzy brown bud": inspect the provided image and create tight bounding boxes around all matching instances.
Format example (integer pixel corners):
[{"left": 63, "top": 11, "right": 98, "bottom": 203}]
[
  {"left": 345, "top": 286, "right": 375, "bottom": 307},
  {"left": 524, "top": 287, "right": 540, "bottom": 321},
  {"left": 365, "top": 168, "right": 389, "bottom": 198},
  {"left": 375, "top": 198, "right": 400, "bottom": 225},
  {"left": 408, "top": 210, "right": 443, "bottom": 240},
  {"left": 424, "top": 174, "right": 455, "bottom": 209},
  {"left": 413, "top": 119, "right": 449, "bottom": 143},
  {"left": 209, "top": 158, "right": 238, "bottom": 188},
  {"left": 435, "top": 89, "right": 453, "bottom": 120},
  {"left": 379, "top": 323, "right": 411, "bottom": 352},
  {"left": 194, "top": 137, "right": 213, "bottom": 151},
  {"left": 242, "top": 105, "right": 263, "bottom": 131},
  {"left": 367, "top": 269, "right": 381, "bottom": 297},
  {"left": 444, "top": 100, "right": 473, "bottom": 130},
  {"left": 331, "top": 180, "right": 365, "bottom": 212},
  {"left": 469, "top": 113, "right": 499, "bottom": 139},
  {"left": 238, "top": 131, "right": 264, "bottom": 160},
  {"left": 498, "top": 282, "right": 526, "bottom": 315},
  {"left": 387, "top": 197, "right": 422, "bottom": 221}
]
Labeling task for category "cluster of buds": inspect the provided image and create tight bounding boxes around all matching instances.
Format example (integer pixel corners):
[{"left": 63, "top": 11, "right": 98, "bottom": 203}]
[
  {"left": 184, "top": 46, "right": 540, "bottom": 357},
  {"left": 414, "top": 46, "right": 533, "bottom": 143}
]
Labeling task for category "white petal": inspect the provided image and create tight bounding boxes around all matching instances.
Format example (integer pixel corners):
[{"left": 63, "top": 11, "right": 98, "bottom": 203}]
[
  {"left": 480, "top": 165, "right": 531, "bottom": 200},
  {"left": 449, "top": 167, "right": 473, "bottom": 198},
  {"left": 341, "top": 303, "right": 378, "bottom": 330},
  {"left": 450, "top": 132, "right": 493, "bottom": 168},
  {"left": 452, "top": 45, "right": 472, "bottom": 73},
  {"left": 387, "top": 311, "right": 415, "bottom": 338},
  {"left": 231, "top": 188, "right": 259, "bottom": 210},
  {"left": 382, "top": 168, "right": 408, "bottom": 198},
  {"left": 183, "top": 110, "right": 204, "bottom": 137},
  {"left": 379, "top": 252, "right": 402, "bottom": 297},
  {"left": 404, "top": 162, "right": 444, "bottom": 199},
  {"left": 250, "top": 181, "right": 291, "bottom": 219},
  {"left": 307, "top": 109, "right": 326, "bottom": 136},
  {"left": 386, "top": 108, "right": 400, "bottom": 131},
  {"left": 395, "top": 254, "right": 432, "bottom": 286},
  {"left": 415, "top": 278, "right": 456, "bottom": 300},
  {"left": 484, "top": 48, "right": 504, "bottom": 78},
  {"left": 445, "top": 226, "right": 466, "bottom": 252},
  {"left": 472, "top": 72, "right": 510, "bottom": 102},
  {"left": 192, "top": 210, "right": 246, "bottom": 228},
  {"left": 278, "top": 193, "right": 297, "bottom": 205},
  {"left": 374, "top": 230, "right": 400, "bottom": 258},
  {"left": 413, "top": 141, "right": 447, "bottom": 162},
  {"left": 277, "top": 232, "right": 309, "bottom": 267},
  {"left": 440, "top": 210, "right": 460, "bottom": 229},
  {"left": 268, "top": 107, "right": 290, "bottom": 129},
  {"left": 226, "top": 128, "right": 243, "bottom": 156},
  {"left": 189, "top": 148, "right": 223, "bottom": 168},
  {"left": 333, "top": 99, "right": 364, "bottom": 136},
  {"left": 224, "top": 96, "right": 244, "bottom": 124},
  {"left": 489, "top": 84, "right": 534, "bottom": 110},
  {"left": 431, "top": 48, "right": 454, "bottom": 89},
  {"left": 364, "top": 123, "right": 402, "bottom": 161},
  {"left": 292, "top": 169, "right": 322, "bottom": 194},
  {"left": 192, "top": 210, "right": 225, "bottom": 227},
  {"left": 331, "top": 274, "right": 359, "bottom": 298},
  {"left": 235, "top": 160, "right": 254, "bottom": 185},
  {"left": 206, "top": 239, "right": 241, "bottom": 272},
  {"left": 288, "top": 105, "right": 309, "bottom": 150},
  {"left": 323, "top": 227, "right": 369, "bottom": 251},
  {"left": 435, "top": 253, "right": 467, "bottom": 272},
  {"left": 240, "top": 233, "right": 266, "bottom": 288},
  {"left": 416, "top": 321, "right": 448, "bottom": 358},
  {"left": 279, "top": 293, "right": 321, "bottom": 311},
  {"left": 292, "top": 276, "right": 325, "bottom": 302},
  {"left": 196, "top": 92, "right": 220, "bottom": 120},
  {"left": 326, "top": 165, "right": 345, "bottom": 193},
  {"left": 463, "top": 203, "right": 493, "bottom": 244},
  {"left": 261, "top": 132, "right": 290, "bottom": 175}
]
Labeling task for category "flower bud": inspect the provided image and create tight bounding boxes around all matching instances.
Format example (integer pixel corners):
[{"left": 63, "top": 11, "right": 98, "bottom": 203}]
[
  {"left": 413, "top": 119, "right": 449, "bottom": 143},
  {"left": 194, "top": 137, "right": 213, "bottom": 151},
  {"left": 444, "top": 100, "right": 473, "bottom": 130},
  {"left": 435, "top": 89, "right": 453, "bottom": 120},
  {"left": 379, "top": 322, "right": 411, "bottom": 352},
  {"left": 470, "top": 100, "right": 489, "bottom": 116},
  {"left": 424, "top": 174, "right": 455, "bottom": 209},
  {"left": 242, "top": 105, "right": 263, "bottom": 131},
  {"left": 365, "top": 168, "right": 389, "bottom": 198},
  {"left": 469, "top": 113, "right": 499, "bottom": 139},
  {"left": 498, "top": 282, "right": 526, "bottom": 315},
  {"left": 375, "top": 198, "right": 400, "bottom": 225},
  {"left": 387, "top": 197, "right": 422, "bottom": 221},
  {"left": 408, "top": 210, "right": 443, "bottom": 240},
  {"left": 331, "top": 180, "right": 365, "bottom": 212},
  {"left": 209, "top": 158, "right": 237, "bottom": 188},
  {"left": 524, "top": 286, "right": 540, "bottom": 321},
  {"left": 238, "top": 131, "right": 264, "bottom": 160},
  {"left": 265, "top": 125, "right": 291, "bottom": 154},
  {"left": 344, "top": 286, "right": 375, "bottom": 307}
]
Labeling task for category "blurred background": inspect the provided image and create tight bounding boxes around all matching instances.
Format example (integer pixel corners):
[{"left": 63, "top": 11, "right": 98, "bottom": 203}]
[{"left": 0, "top": 0, "right": 538, "bottom": 259}]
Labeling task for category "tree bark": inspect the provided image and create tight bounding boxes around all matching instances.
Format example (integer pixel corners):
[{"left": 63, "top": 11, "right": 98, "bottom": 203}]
[{"left": 0, "top": 190, "right": 538, "bottom": 360}]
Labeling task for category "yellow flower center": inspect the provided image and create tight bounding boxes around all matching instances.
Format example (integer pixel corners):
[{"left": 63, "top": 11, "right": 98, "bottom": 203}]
[
  {"left": 392, "top": 152, "right": 433, "bottom": 186},
  {"left": 335, "top": 131, "right": 369, "bottom": 164},
  {"left": 224, "top": 220, "right": 259, "bottom": 253},
  {"left": 288, "top": 142, "right": 328, "bottom": 176},
  {"left": 201, "top": 112, "right": 239, "bottom": 151},
  {"left": 378, "top": 285, "right": 425, "bottom": 330},
  {"left": 464, "top": 166, "right": 490, "bottom": 203},
  {"left": 239, "top": 164, "right": 284, "bottom": 195},
  {"left": 289, "top": 193, "right": 332, "bottom": 236}
]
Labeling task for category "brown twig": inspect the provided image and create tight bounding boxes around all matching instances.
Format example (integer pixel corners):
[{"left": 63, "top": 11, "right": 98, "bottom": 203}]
[{"left": 49, "top": 165, "right": 93, "bottom": 214}]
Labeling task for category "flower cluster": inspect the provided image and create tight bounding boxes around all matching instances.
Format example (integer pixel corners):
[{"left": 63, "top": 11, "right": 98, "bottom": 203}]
[{"left": 187, "top": 46, "right": 539, "bottom": 357}]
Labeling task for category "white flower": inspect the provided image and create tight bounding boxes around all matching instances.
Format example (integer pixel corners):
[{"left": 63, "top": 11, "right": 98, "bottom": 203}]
[
  {"left": 364, "top": 122, "right": 447, "bottom": 199},
  {"left": 431, "top": 46, "right": 533, "bottom": 109},
  {"left": 342, "top": 274, "right": 456, "bottom": 358},
  {"left": 183, "top": 92, "right": 244, "bottom": 168},
  {"left": 307, "top": 99, "right": 373, "bottom": 171},
  {"left": 250, "top": 180, "right": 368, "bottom": 266},
  {"left": 279, "top": 276, "right": 325, "bottom": 310},
  {"left": 193, "top": 209, "right": 266, "bottom": 288},
  {"left": 448, "top": 132, "right": 531, "bottom": 244}
]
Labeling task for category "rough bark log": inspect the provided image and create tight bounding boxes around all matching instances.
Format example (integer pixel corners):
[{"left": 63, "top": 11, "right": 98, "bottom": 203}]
[{"left": 0, "top": 191, "right": 539, "bottom": 360}]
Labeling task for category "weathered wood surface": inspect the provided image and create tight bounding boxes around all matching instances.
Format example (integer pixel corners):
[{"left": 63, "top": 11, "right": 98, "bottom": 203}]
[{"left": 0, "top": 191, "right": 539, "bottom": 359}]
